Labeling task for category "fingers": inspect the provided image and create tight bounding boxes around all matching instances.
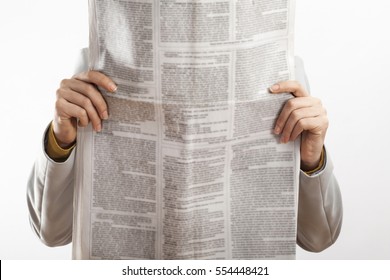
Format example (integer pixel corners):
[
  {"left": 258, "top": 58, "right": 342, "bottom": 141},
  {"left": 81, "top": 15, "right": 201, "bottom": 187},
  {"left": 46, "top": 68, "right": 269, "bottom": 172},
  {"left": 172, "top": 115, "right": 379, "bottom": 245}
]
[
  {"left": 270, "top": 80, "right": 328, "bottom": 168},
  {"left": 55, "top": 95, "right": 104, "bottom": 147},
  {"left": 269, "top": 80, "right": 309, "bottom": 97},
  {"left": 57, "top": 88, "right": 103, "bottom": 131},
  {"left": 53, "top": 70, "right": 116, "bottom": 146},
  {"left": 72, "top": 70, "right": 117, "bottom": 120},
  {"left": 274, "top": 97, "right": 322, "bottom": 134},
  {"left": 55, "top": 98, "right": 90, "bottom": 128},
  {"left": 289, "top": 116, "right": 328, "bottom": 142},
  {"left": 274, "top": 96, "right": 327, "bottom": 143},
  {"left": 61, "top": 78, "right": 109, "bottom": 120},
  {"left": 278, "top": 106, "right": 320, "bottom": 142},
  {"left": 74, "top": 70, "right": 117, "bottom": 93}
]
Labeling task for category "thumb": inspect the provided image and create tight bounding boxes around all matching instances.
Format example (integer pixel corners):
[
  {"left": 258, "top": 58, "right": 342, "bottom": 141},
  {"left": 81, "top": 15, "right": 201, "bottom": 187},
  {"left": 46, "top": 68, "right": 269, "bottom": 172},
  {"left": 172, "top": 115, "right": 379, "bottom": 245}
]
[{"left": 269, "top": 80, "right": 309, "bottom": 97}]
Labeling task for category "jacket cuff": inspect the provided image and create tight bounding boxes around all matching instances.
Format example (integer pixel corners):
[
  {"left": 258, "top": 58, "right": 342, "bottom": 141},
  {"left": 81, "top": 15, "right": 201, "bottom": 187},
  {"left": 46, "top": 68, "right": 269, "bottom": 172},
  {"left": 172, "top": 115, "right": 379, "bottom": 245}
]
[
  {"left": 44, "top": 122, "right": 76, "bottom": 162},
  {"left": 300, "top": 147, "right": 328, "bottom": 178}
]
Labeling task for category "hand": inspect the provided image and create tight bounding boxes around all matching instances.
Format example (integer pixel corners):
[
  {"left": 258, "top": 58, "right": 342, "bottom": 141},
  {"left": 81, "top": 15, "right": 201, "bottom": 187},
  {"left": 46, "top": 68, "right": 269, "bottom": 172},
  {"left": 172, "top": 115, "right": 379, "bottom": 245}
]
[
  {"left": 270, "top": 80, "right": 328, "bottom": 171},
  {"left": 53, "top": 71, "right": 117, "bottom": 148}
]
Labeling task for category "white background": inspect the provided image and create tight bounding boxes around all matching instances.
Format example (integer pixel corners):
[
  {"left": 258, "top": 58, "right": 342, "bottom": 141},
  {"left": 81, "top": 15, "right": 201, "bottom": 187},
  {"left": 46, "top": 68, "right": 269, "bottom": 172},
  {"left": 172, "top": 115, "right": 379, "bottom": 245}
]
[{"left": 0, "top": 0, "right": 389, "bottom": 260}]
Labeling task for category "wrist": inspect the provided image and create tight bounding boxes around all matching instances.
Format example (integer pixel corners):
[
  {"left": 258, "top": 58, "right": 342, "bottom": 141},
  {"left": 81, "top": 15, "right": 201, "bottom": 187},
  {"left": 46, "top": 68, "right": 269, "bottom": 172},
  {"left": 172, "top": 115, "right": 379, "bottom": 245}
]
[
  {"left": 52, "top": 120, "right": 76, "bottom": 148},
  {"left": 46, "top": 122, "right": 76, "bottom": 162},
  {"left": 301, "top": 147, "right": 325, "bottom": 174},
  {"left": 301, "top": 158, "right": 320, "bottom": 172},
  {"left": 54, "top": 135, "right": 75, "bottom": 149}
]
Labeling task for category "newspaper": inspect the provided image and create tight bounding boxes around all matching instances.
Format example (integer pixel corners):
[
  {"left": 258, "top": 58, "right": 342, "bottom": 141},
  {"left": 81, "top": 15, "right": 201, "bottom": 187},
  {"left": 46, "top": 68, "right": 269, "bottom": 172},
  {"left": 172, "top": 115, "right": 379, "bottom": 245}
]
[{"left": 73, "top": 0, "right": 299, "bottom": 259}]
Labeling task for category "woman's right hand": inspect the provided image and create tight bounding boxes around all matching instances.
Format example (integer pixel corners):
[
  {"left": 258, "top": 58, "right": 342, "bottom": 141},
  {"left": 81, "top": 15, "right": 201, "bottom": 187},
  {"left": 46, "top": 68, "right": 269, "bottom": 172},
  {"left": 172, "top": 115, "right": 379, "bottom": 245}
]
[{"left": 53, "top": 71, "right": 117, "bottom": 148}]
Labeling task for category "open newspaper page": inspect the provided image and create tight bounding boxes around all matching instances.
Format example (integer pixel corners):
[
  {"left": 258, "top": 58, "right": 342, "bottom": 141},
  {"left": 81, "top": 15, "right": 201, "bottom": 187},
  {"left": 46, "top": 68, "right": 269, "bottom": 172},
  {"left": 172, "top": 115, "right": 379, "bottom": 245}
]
[{"left": 73, "top": 0, "right": 299, "bottom": 259}]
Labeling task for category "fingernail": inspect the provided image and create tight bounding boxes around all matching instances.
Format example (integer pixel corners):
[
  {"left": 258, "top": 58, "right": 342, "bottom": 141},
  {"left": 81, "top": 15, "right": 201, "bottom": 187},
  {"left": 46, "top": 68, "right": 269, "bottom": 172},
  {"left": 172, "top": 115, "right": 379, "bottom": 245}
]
[
  {"left": 280, "top": 136, "right": 288, "bottom": 143},
  {"left": 96, "top": 124, "right": 102, "bottom": 132},
  {"left": 109, "top": 83, "right": 117, "bottom": 93},
  {"left": 274, "top": 126, "right": 281, "bottom": 135},
  {"left": 102, "top": 111, "right": 109, "bottom": 120},
  {"left": 270, "top": 84, "right": 280, "bottom": 93}
]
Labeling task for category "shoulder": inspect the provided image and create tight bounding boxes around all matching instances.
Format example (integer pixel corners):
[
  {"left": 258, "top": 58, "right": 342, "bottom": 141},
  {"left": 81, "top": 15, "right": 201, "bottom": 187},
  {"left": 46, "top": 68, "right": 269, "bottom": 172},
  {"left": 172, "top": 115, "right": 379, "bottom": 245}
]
[
  {"left": 294, "top": 56, "right": 305, "bottom": 75},
  {"left": 294, "top": 56, "right": 310, "bottom": 93},
  {"left": 73, "top": 48, "right": 89, "bottom": 73}
]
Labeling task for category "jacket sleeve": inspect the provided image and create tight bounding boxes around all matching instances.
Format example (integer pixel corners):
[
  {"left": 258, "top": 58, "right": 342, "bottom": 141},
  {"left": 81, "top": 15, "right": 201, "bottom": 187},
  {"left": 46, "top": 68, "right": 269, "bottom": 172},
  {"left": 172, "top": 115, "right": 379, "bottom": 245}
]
[
  {"left": 297, "top": 148, "right": 343, "bottom": 252},
  {"left": 27, "top": 126, "right": 76, "bottom": 247},
  {"left": 294, "top": 57, "right": 343, "bottom": 252},
  {"left": 26, "top": 48, "right": 89, "bottom": 247}
]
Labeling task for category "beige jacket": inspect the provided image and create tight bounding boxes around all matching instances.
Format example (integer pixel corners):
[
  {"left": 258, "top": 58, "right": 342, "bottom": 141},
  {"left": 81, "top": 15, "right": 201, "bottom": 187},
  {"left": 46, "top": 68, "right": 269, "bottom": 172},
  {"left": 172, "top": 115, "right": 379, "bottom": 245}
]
[{"left": 27, "top": 50, "right": 342, "bottom": 257}]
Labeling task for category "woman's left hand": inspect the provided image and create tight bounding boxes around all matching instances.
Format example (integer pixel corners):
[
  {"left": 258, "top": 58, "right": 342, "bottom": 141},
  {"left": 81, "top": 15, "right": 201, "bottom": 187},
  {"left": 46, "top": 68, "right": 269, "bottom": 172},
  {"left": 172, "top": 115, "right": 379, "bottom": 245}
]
[{"left": 270, "top": 80, "right": 329, "bottom": 171}]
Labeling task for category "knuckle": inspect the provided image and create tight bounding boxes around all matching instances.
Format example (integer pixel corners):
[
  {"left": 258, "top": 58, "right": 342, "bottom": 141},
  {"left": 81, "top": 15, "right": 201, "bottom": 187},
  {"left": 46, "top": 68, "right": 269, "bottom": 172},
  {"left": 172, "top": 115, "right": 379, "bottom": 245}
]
[
  {"left": 83, "top": 83, "right": 96, "bottom": 95},
  {"left": 293, "top": 80, "right": 302, "bottom": 89},
  {"left": 91, "top": 116, "right": 100, "bottom": 125},
  {"left": 86, "top": 70, "right": 93, "bottom": 80},
  {"left": 55, "top": 88, "right": 63, "bottom": 98},
  {"left": 313, "top": 97, "right": 322, "bottom": 105},
  {"left": 96, "top": 74, "right": 104, "bottom": 83},
  {"left": 60, "top": 79, "right": 69, "bottom": 88},
  {"left": 297, "top": 118, "right": 306, "bottom": 129},
  {"left": 79, "top": 109, "right": 88, "bottom": 119},
  {"left": 72, "top": 71, "right": 83, "bottom": 79},
  {"left": 285, "top": 99, "right": 295, "bottom": 110},
  {"left": 102, "top": 76, "right": 111, "bottom": 86},
  {"left": 96, "top": 98, "right": 107, "bottom": 110},
  {"left": 78, "top": 120, "right": 86, "bottom": 127},
  {"left": 291, "top": 110, "right": 301, "bottom": 122},
  {"left": 283, "top": 121, "right": 293, "bottom": 133},
  {"left": 298, "top": 118, "right": 305, "bottom": 125},
  {"left": 323, "top": 116, "right": 329, "bottom": 128},
  {"left": 87, "top": 70, "right": 101, "bottom": 82},
  {"left": 94, "top": 71, "right": 105, "bottom": 81},
  {"left": 81, "top": 98, "right": 92, "bottom": 108},
  {"left": 54, "top": 99, "right": 63, "bottom": 111}
]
